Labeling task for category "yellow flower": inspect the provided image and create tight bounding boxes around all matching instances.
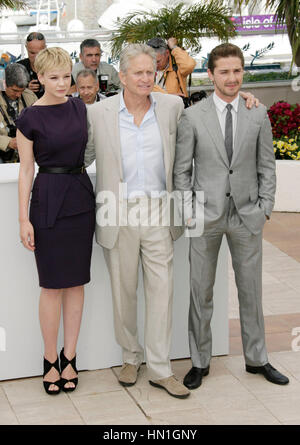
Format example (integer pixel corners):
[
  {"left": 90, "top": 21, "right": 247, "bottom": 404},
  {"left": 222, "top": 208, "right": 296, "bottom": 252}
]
[{"left": 277, "top": 141, "right": 284, "bottom": 149}]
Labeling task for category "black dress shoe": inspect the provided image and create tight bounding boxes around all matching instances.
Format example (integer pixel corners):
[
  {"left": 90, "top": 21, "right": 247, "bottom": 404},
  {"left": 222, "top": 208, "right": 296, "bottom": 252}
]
[
  {"left": 183, "top": 366, "right": 210, "bottom": 389},
  {"left": 246, "top": 363, "right": 289, "bottom": 385}
]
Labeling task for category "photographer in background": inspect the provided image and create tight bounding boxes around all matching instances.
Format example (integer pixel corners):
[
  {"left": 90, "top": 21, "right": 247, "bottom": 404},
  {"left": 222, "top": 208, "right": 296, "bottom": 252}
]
[
  {"left": 0, "top": 64, "right": 37, "bottom": 163},
  {"left": 147, "top": 37, "right": 196, "bottom": 102},
  {"left": 74, "top": 69, "right": 106, "bottom": 105},
  {"left": 72, "top": 39, "right": 120, "bottom": 95},
  {"left": 18, "top": 32, "right": 46, "bottom": 99},
  {"left": 18, "top": 32, "right": 76, "bottom": 97}
]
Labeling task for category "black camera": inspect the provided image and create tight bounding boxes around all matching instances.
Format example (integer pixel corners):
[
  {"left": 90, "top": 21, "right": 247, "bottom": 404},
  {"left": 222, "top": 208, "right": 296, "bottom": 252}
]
[
  {"left": 98, "top": 74, "right": 109, "bottom": 93},
  {"left": 190, "top": 90, "right": 207, "bottom": 105},
  {"left": 7, "top": 124, "right": 16, "bottom": 138},
  {"left": 0, "top": 124, "right": 18, "bottom": 163},
  {"left": 181, "top": 96, "right": 191, "bottom": 108}
]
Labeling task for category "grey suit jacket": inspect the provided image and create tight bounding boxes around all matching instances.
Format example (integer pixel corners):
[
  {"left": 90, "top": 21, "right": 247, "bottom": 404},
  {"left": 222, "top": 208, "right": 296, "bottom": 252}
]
[
  {"left": 173, "top": 94, "right": 276, "bottom": 235},
  {"left": 85, "top": 91, "right": 184, "bottom": 249}
]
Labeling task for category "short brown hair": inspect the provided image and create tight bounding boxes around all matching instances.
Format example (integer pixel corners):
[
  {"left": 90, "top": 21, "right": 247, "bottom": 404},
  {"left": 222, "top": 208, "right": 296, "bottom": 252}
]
[
  {"left": 35, "top": 47, "right": 72, "bottom": 75},
  {"left": 208, "top": 43, "right": 244, "bottom": 73}
]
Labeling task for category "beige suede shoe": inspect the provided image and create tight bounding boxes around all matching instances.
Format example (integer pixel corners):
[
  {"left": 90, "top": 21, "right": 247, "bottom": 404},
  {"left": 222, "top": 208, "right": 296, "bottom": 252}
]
[
  {"left": 149, "top": 375, "right": 190, "bottom": 399},
  {"left": 118, "top": 363, "right": 140, "bottom": 387}
]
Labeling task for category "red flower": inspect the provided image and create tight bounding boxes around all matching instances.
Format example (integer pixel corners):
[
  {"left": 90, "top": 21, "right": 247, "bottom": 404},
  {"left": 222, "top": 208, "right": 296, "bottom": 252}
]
[{"left": 268, "top": 101, "right": 300, "bottom": 140}]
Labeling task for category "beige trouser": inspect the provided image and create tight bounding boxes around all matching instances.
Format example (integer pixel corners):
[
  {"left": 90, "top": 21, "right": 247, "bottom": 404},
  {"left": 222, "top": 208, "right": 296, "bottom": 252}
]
[{"left": 103, "top": 197, "right": 174, "bottom": 380}]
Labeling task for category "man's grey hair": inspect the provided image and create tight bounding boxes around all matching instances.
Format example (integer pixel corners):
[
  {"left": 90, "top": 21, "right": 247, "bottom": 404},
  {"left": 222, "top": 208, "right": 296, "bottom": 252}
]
[
  {"left": 5, "top": 63, "right": 30, "bottom": 88},
  {"left": 76, "top": 68, "right": 98, "bottom": 83},
  {"left": 80, "top": 38, "right": 101, "bottom": 54},
  {"left": 119, "top": 43, "right": 157, "bottom": 74}
]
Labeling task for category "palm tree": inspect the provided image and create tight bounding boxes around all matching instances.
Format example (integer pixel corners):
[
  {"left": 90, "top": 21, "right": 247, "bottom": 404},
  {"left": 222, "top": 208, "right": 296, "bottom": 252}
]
[
  {"left": 233, "top": 0, "right": 300, "bottom": 67},
  {"left": 110, "top": 1, "right": 236, "bottom": 59},
  {"left": 0, "top": 0, "right": 25, "bottom": 8}
]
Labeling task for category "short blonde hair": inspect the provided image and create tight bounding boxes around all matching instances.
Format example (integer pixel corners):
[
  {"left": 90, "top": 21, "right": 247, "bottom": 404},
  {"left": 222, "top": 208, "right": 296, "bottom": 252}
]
[{"left": 35, "top": 47, "right": 72, "bottom": 74}]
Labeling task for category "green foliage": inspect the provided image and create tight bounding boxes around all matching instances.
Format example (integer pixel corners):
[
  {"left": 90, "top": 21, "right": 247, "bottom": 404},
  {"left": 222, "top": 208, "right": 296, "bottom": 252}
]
[
  {"left": 192, "top": 71, "right": 297, "bottom": 86},
  {"left": 110, "top": 1, "right": 236, "bottom": 59},
  {"left": 0, "top": 0, "right": 26, "bottom": 9},
  {"left": 243, "top": 71, "right": 297, "bottom": 82}
]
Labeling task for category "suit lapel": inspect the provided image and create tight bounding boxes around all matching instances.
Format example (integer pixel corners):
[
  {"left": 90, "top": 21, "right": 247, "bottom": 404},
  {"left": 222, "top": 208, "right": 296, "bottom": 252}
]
[
  {"left": 154, "top": 97, "right": 171, "bottom": 180},
  {"left": 231, "top": 97, "right": 248, "bottom": 166},
  {"left": 104, "top": 95, "right": 123, "bottom": 180},
  {"left": 201, "top": 96, "right": 229, "bottom": 167}
]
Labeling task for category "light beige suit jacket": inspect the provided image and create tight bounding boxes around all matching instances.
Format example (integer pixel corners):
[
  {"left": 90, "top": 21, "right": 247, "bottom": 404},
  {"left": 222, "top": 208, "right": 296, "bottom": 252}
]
[{"left": 84, "top": 91, "right": 184, "bottom": 249}]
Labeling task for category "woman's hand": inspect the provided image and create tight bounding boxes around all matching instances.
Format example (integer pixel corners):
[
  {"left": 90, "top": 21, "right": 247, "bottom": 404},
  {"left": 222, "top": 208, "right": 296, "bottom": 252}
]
[{"left": 20, "top": 220, "right": 35, "bottom": 251}]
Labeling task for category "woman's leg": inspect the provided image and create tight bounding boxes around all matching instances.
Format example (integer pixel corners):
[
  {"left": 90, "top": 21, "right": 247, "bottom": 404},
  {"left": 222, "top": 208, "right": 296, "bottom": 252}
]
[
  {"left": 61, "top": 285, "right": 85, "bottom": 388},
  {"left": 39, "top": 287, "right": 63, "bottom": 392}
]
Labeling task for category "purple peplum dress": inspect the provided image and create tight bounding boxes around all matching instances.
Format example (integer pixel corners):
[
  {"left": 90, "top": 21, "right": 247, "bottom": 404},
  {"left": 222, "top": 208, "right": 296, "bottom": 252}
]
[{"left": 16, "top": 97, "right": 95, "bottom": 289}]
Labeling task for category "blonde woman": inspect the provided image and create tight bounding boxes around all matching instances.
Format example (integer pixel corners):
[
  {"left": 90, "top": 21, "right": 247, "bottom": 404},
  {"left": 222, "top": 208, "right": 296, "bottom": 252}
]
[{"left": 17, "top": 47, "right": 95, "bottom": 394}]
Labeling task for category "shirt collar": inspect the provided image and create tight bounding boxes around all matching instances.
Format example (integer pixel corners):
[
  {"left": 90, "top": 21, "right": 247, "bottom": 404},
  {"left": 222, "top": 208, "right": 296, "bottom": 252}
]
[
  {"left": 119, "top": 90, "right": 156, "bottom": 113},
  {"left": 213, "top": 92, "right": 239, "bottom": 114}
]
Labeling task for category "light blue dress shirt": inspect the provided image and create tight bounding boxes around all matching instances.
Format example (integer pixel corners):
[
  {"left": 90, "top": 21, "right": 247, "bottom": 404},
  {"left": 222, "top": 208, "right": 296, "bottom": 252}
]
[{"left": 119, "top": 92, "right": 166, "bottom": 199}]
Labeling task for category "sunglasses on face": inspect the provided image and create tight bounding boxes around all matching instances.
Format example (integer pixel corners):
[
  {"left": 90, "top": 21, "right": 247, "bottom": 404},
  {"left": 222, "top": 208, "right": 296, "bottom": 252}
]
[
  {"left": 26, "top": 32, "right": 45, "bottom": 42},
  {"left": 147, "top": 39, "right": 168, "bottom": 50}
]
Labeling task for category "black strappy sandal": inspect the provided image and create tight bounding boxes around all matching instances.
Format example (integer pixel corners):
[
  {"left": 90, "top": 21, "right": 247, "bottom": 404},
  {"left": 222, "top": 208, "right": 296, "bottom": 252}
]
[
  {"left": 60, "top": 348, "right": 78, "bottom": 392},
  {"left": 43, "top": 356, "right": 61, "bottom": 395}
]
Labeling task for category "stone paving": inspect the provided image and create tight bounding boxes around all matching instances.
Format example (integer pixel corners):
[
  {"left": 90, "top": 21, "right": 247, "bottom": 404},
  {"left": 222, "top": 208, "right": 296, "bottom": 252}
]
[{"left": 1, "top": 213, "right": 299, "bottom": 425}]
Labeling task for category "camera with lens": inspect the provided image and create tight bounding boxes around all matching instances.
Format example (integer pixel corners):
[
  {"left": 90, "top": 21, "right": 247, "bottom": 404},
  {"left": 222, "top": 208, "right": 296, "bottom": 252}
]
[
  {"left": 181, "top": 96, "right": 191, "bottom": 108},
  {"left": 98, "top": 74, "right": 109, "bottom": 93},
  {"left": 0, "top": 124, "right": 18, "bottom": 163},
  {"left": 7, "top": 123, "right": 16, "bottom": 138}
]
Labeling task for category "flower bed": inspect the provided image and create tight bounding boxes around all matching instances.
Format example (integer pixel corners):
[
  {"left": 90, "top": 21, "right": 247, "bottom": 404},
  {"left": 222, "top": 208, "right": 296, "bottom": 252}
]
[
  {"left": 268, "top": 101, "right": 300, "bottom": 211},
  {"left": 268, "top": 101, "right": 300, "bottom": 160}
]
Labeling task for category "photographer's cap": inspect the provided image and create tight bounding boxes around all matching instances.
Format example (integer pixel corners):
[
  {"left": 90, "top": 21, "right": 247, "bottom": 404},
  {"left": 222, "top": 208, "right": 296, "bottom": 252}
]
[{"left": 147, "top": 37, "right": 168, "bottom": 50}]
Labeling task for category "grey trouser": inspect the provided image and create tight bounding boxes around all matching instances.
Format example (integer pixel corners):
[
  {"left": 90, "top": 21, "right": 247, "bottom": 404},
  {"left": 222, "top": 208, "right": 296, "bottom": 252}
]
[{"left": 189, "top": 199, "right": 268, "bottom": 368}]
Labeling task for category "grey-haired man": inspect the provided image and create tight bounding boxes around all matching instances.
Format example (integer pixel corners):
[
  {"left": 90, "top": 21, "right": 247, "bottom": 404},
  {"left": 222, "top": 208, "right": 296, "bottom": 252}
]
[
  {"left": 0, "top": 64, "right": 37, "bottom": 162},
  {"left": 85, "top": 43, "right": 190, "bottom": 399}
]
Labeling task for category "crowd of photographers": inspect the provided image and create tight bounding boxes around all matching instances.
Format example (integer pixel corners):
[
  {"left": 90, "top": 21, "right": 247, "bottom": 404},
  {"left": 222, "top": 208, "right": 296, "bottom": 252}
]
[{"left": 0, "top": 32, "right": 205, "bottom": 164}]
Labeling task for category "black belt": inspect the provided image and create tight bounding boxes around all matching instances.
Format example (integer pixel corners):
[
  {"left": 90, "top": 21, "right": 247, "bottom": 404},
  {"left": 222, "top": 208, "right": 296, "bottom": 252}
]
[{"left": 38, "top": 165, "right": 86, "bottom": 174}]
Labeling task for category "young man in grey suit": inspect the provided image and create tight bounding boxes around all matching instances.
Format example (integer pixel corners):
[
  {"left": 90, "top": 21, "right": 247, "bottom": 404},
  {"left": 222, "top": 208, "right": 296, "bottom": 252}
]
[
  {"left": 84, "top": 43, "right": 190, "bottom": 398},
  {"left": 174, "top": 43, "right": 289, "bottom": 389}
]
